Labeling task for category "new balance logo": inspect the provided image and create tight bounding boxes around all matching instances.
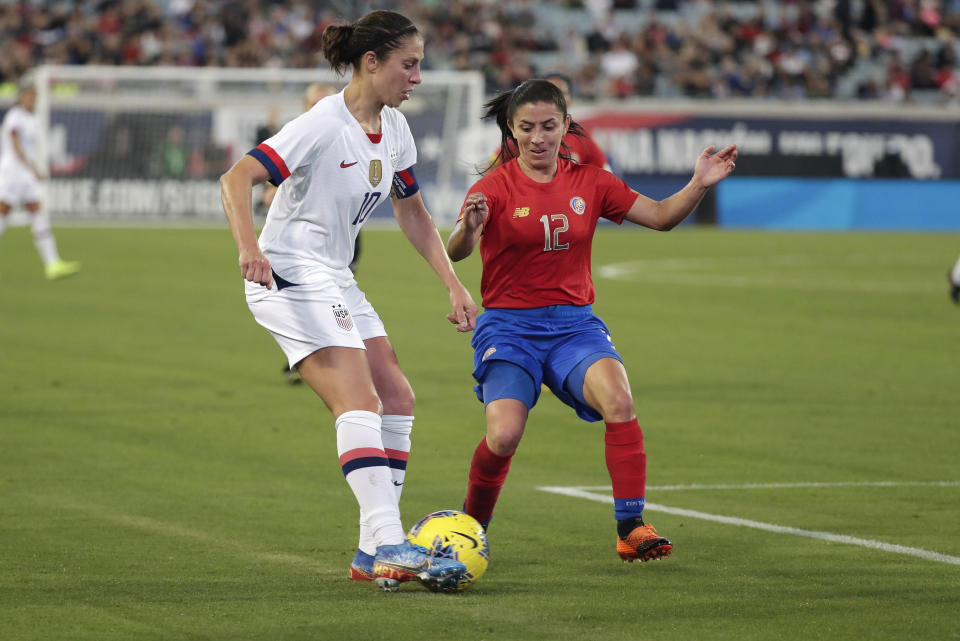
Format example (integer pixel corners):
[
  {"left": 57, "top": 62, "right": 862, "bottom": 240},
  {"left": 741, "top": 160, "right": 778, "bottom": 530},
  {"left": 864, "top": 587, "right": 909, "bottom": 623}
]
[
  {"left": 513, "top": 207, "right": 530, "bottom": 218},
  {"left": 340, "top": 160, "right": 358, "bottom": 168}
]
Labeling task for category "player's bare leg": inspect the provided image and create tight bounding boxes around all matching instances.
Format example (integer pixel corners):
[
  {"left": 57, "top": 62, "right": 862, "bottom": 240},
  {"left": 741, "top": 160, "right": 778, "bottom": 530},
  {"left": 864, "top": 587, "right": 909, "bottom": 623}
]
[
  {"left": 463, "top": 398, "right": 527, "bottom": 530},
  {"left": 345, "top": 336, "right": 415, "bottom": 581},
  {"left": 583, "top": 358, "right": 672, "bottom": 562}
]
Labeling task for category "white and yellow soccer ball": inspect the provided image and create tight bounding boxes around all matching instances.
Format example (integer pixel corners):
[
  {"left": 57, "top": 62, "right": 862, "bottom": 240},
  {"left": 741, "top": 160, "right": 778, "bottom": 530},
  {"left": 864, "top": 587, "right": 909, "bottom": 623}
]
[{"left": 407, "top": 510, "right": 489, "bottom": 590}]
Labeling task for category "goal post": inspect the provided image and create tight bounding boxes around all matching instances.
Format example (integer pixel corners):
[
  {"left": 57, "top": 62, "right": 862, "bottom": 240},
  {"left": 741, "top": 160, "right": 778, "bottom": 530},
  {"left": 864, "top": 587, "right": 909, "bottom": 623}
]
[{"left": 32, "top": 65, "right": 486, "bottom": 226}]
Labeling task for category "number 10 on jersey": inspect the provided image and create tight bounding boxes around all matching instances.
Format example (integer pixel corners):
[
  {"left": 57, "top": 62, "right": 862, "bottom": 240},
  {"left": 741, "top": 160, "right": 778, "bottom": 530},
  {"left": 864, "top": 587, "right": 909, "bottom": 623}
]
[{"left": 353, "top": 192, "right": 382, "bottom": 225}]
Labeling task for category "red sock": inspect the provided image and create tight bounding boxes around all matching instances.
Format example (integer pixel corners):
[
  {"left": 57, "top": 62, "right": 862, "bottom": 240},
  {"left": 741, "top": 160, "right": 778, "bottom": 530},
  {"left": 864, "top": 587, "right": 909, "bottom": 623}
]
[
  {"left": 604, "top": 419, "right": 646, "bottom": 502},
  {"left": 463, "top": 437, "right": 513, "bottom": 524}
]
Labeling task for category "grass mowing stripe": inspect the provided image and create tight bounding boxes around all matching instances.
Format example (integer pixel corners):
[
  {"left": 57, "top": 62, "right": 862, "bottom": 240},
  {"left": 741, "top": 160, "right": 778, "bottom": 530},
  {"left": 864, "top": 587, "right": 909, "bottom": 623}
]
[
  {"left": 538, "top": 486, "right": 960, "bottom": 566},
  {"left": 33, "top": 495, "right": 333, "bottom": 575},
  {"left": 597, "top": 267, "right": 942, "bottom": 293}
]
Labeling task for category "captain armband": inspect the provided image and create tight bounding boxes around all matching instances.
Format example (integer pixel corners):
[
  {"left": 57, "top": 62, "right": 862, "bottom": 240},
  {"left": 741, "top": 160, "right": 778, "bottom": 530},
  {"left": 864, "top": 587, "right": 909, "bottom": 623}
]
[{"left": 390, "top": 167, "right": 420, "bottom": 200}]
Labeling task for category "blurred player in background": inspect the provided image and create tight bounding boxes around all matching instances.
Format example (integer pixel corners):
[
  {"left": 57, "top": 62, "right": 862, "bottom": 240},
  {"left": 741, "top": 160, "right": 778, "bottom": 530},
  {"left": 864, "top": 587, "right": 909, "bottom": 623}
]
[
  {"left": 220, "top": 10, "right": 475, "bottom": 592},
  {"left": 487, "top": 72, "right": 610, "bottom": 172},
  {"left": 447, "top": 79, "right": 737, "bottom": 564},
  {"left": 0, "top": 78, "right": 80, "bottom": 280},
  {"left": 949, "top": 256, "right": 960, "bottom": 303}
]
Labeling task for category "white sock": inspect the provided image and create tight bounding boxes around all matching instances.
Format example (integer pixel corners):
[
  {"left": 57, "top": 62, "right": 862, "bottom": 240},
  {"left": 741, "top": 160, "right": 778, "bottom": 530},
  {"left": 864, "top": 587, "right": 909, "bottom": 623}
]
[
  {"left": 31, "top": 209, "right": 60, "bottom": 266},
  {"left": 357, "top": 414, "right": 414, "bottom": 555},
  {"left": 335, "top": 410, "right": 405, "bottom": 548},
  {"left": 381, "top": 415, "right": 413, "bottom": 500},
  {"left": 952, "top": 256, "right": 960, "bottom": 285}
]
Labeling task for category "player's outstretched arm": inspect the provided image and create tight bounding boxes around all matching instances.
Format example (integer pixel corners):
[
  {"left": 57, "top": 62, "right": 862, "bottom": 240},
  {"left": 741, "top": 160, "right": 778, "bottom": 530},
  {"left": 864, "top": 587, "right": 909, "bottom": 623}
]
[
  {"left": 624, "top": 144, "right": 737, "bottom": 231},
  {"left": 393, "top": 192, "right": 478, "bottom": 332},
  {"left": 220, "top": 155, "right": 274, "bottom": 289}
]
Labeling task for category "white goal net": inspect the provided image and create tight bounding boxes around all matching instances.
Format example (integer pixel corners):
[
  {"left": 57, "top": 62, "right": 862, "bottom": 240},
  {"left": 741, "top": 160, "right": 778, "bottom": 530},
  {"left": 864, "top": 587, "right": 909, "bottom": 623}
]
[{"left": 30, "top": 65, "right": 485, "bottom": 226}]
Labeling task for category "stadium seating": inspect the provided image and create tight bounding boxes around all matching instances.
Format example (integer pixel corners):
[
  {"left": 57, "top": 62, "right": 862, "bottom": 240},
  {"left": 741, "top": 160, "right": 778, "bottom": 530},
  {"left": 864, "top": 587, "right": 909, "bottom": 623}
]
[{"left": 0, "top": 0, "right": 957, "bottom": 103}]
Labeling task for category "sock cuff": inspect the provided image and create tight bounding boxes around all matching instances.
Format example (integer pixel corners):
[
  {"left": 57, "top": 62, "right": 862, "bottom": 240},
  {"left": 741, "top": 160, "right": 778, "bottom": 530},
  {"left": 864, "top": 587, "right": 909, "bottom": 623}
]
[
  {"left": 479, "top": 436, "right": 514, "bottom": 461},
  {"left": 381, "top": 414, "right": 413, "bottom": 435},
  {"left": 604, "top": 419, "right": 643, "bottom": 445},
  {"left": 335, "top": 410, "right": 382, "bottom": 433}
]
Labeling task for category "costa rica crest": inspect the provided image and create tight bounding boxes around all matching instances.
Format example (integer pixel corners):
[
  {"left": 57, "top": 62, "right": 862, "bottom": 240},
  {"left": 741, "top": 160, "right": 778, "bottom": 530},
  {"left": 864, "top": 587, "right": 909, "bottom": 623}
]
[{"left": 570, "top": 196, "right": 586, "bottom": 215}]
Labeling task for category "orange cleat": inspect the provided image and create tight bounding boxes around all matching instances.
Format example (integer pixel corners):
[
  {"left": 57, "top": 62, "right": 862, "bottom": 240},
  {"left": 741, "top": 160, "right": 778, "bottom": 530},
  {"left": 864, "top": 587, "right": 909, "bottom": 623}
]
[{"left": 617, "top": 523, "right": 672, "bottom": 562}]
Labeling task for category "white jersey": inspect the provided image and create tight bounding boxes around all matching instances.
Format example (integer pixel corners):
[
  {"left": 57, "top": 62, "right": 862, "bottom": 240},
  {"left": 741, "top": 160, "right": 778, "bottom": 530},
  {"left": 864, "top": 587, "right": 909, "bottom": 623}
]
[
  {"left": 0, "top": 105, "right": 39, "bottom": 179},
  {"left": 249, "top": 90, "right": 417, "bottom": 285}
]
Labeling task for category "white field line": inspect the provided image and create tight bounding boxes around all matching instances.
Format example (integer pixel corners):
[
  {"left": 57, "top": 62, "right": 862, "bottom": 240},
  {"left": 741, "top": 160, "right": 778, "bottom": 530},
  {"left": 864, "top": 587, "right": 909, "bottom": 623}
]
[
  {"left": 578, "top": 480, "right": 960, "bottom": 491},
  {"left": 538, "top": 484, "right": 960, "bottom": 566},
  {"left": 596, "top": 254, "right": 942, "bottom": 293}
]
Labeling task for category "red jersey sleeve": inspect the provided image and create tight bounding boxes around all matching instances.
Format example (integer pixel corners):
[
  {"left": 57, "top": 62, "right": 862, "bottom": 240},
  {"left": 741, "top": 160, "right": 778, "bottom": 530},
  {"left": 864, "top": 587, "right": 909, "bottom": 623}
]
[{"left": 593, "top": 167, "right": 639, "bottom": 225}]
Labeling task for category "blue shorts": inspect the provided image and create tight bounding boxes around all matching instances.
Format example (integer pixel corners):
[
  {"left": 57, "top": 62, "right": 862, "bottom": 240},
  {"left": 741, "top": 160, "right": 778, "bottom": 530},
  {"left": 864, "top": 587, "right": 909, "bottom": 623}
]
[{"left": 471, "top": 305, "right": 622, "bottom": 422}]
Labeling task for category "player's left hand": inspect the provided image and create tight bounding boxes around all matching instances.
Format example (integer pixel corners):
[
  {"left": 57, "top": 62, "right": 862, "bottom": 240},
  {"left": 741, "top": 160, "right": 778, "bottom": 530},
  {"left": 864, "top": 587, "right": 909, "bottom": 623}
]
[
  {"left": 694, "top": 144, "right": 738, "bottom": 188},
  {"left": 461, "top": 192, "right": 488, "bottom": 231},
  {"left": 446, "top": 283, "right": 478, "bottom": 332}
]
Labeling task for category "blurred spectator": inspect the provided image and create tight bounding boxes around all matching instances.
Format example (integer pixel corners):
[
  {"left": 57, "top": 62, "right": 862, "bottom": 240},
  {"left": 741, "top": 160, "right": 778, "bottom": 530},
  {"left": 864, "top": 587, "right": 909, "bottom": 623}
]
[{"left": 161, "top": 123, "right": 188, "bottom": 178}]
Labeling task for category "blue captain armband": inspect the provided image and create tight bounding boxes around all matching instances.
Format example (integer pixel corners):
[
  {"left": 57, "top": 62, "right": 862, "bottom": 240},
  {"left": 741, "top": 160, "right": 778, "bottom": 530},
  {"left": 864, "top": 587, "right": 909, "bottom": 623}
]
[{"left": 391, "top": 166, "right": 420, "bottom": 199}]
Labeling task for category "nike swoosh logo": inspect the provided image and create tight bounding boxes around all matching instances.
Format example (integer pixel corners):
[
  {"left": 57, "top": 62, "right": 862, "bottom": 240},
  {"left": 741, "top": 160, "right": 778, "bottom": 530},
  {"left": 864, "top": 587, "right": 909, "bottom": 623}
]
[
  {"left": 392, "top": 480, "right": 403, "bottom": 486},
  {"left": 451, "top": 530, "right": 479, "bottom": 549},
  {"left": 340, "top": 160, "right": 357, "bottom": 168}
]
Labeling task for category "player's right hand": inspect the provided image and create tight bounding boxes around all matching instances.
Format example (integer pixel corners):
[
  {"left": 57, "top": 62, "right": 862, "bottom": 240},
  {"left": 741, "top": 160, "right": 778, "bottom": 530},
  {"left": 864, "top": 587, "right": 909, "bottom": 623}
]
[
  {"left": 238, "top": 248, "right": 274, "bottom": 289},
  {"left": 462, "top": 192, "right": 488, "bottom": 230}
]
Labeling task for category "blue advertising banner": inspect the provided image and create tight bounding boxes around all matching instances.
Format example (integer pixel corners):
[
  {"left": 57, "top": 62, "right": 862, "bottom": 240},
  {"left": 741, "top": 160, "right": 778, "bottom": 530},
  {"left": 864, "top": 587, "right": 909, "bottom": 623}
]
[
  {"left": 579, "top": 110, "right": 960, "bottom": 229},
  {"left": 581, "top": 111, "right": 959, "bottom": 180}
]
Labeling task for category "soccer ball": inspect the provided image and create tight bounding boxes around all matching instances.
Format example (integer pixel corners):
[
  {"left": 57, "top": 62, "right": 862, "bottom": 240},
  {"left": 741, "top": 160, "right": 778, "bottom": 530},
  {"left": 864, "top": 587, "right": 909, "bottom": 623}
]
[{"left": 407, "top": 510, "right": 489, "bottom": 590}]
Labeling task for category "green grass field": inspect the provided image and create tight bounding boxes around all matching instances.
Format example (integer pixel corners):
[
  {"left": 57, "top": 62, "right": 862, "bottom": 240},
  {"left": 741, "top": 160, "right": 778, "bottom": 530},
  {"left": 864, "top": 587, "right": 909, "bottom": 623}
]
[{"left": 1, "top": 225, "right": 958, "bottom": 640}]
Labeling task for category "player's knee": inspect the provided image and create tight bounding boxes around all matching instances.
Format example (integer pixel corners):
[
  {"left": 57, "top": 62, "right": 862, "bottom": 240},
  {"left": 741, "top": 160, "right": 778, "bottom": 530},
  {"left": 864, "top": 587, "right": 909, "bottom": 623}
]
[
  {"left": 379, "top": 382, "right": 415, "bottom": 416},
  {"left": 598, "top": 390, "right": 636, "bottom": 423},
  {"left": 486, "top": 424, "right": 522, "bottom": 456}
]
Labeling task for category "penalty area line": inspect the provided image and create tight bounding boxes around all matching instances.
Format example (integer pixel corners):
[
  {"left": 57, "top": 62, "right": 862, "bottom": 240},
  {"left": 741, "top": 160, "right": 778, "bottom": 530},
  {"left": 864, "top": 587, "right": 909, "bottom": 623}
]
[{"left": 537, "top": 485, "right": 960, "bottom": 566}]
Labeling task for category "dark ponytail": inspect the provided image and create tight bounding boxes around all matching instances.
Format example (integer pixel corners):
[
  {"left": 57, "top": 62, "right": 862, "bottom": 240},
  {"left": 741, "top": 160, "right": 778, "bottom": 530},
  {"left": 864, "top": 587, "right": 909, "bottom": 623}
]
[
  {"left": 482, "top": 78, "right": 585, "bottom": 174},
  {"left": 320, "top": 10, "right": 419, "bottom": 75}
]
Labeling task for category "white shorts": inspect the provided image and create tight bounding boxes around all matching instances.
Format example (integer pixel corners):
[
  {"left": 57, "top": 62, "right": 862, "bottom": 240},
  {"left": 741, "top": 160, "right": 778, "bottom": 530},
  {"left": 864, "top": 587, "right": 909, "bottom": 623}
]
[
  {"left": 245, "top": 276, "right": 387, "bottom": 368},
  {"left": 0, "top": 174, "right": 41, "bottom": 207}
]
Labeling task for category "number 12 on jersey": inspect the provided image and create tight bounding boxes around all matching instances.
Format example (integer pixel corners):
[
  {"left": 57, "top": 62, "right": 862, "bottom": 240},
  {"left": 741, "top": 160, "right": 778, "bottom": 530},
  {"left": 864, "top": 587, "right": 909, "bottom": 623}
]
[
  {"left": 353, "top": 192, "right": 381, "bottom": 225},
  {"left": 540, "top": 214, "right": 569, "bottom": 251}
]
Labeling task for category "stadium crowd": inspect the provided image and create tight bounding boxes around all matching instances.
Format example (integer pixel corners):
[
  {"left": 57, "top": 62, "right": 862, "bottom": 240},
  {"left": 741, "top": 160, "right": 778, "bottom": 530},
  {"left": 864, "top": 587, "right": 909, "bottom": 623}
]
[{"left": 1, "top": 0, "right": 959, "bottom": 103}]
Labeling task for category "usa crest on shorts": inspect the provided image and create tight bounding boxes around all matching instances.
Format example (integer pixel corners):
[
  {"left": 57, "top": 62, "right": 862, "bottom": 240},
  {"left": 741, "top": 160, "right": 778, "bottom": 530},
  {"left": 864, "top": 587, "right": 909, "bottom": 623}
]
[
  {"left": 332, "top": 303, "right": 355, "bottom": 331},
  {"left": 570, "top": 196, "right": 586, "bottom": 215}
]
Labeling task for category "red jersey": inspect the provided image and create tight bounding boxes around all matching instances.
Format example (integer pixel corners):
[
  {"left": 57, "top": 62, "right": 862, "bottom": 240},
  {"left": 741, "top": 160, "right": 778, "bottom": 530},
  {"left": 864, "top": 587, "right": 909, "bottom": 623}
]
[{"left": 461, "top": 158, "right": 638, "bottom": 309}]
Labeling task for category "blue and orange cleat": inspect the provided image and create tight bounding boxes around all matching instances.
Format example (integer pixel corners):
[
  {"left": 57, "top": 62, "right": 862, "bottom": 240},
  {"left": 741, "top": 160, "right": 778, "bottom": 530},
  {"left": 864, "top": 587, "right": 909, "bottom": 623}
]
[
  {"left": 372, "top": 541, "right": 466, "bottom": 592},
  {"left": 617, "top": 522, "right": 672, "bottom": 563}
]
